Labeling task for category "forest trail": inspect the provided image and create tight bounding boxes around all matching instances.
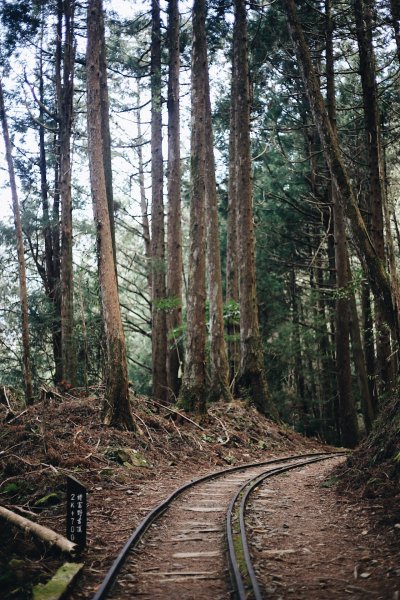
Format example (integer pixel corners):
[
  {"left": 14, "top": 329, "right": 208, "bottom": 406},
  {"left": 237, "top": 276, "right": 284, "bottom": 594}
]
[
  {"left": 90, "top": 456, "right": 399, "bottom": 600},
  {"left": 1, "top": 395, "right": 399, "bottom": 599},
  {"left": 246, "top": 458, "right": 399, "bottom": 599}
]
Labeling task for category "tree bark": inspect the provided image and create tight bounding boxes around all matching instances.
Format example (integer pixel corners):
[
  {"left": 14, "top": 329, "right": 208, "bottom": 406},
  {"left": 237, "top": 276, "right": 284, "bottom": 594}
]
[
  {"left": 166, "top": 0, "right": 183, "bottom": 399},
  {"left": 290, "top": 267, "right": 306, "bottom": 417},
  {"left": 86, "top": 0, "right": 135, "bottom": 430},
  {"left": 178, "top": 0, "right": 207, "bottom": 414},
  {"left": 136, "top": 92, "right": 152, "bottom": 295},
  {"left": 354, "top": 0, "right": 397, "bottom": 389},
  {"left": 151, "top": 0, "right": 168, "bottom": 402},
  {"left": 390, "top": 0, "right": 400, "bottom": 64},
  {"left": 204, "top": 51, "right": 232, "bottom": 404},
  {"left": 226, "top": 32, "right": 240, "bottom": 388},
  {"left": 0, "top": 80, "right": 33, "bottom": 405},
  {"left": 0, "top": 506, "right": 76, "bottom": 555},
  {"left": 38, "top": 23, "right": 62, "bottom": 384},
  {"left": 59, "top": 0, "right": 76, "bottom": 384},
  {"left": 362, "top": 281, "right": 378, "bottom": 415},
  {"left": 326, "top": 0, "right": 359, "bottom": 448},
  {"left": 99, "top": 3, "right": 117, "bottom": 269},
  {"left": 233, "top": 0, "right": 277, "bottom": 419}
]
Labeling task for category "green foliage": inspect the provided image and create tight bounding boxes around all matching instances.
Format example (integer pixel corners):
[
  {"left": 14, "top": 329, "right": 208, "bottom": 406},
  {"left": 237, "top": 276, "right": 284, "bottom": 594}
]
[
  {"left": 154, "top": 296, "right": 182, "bottom": 311},
  {"left": 0, "top": 0, "right": 41, "bottom": 59},
  {"left": 224, "top": 299, "right": 240, "bottom": 324}
]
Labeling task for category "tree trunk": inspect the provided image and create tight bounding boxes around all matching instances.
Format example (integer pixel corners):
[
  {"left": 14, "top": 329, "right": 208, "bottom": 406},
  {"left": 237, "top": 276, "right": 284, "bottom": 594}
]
[
  {"left": 204, "top": 53, "right": 232, "bottom": 404},
  {"left": 178, "top": 0, "right": 207, "bottom": 414},
  {"left": 326, "top": 0, "right": 359, "bottom": 447},
  {"left": 290, "top": 267, "right": 306, "bottom": 418},
  {"left": 354, "top": 0, "right": 397, "bottom": 389},
  {"left": 315, "top": 253, "right": 338, "bottom": 443},
  {"left": 166, "top": 0, "right": 183, "bottom": 399},
  {"left": 362, "top": 281, "right": 378, "bottom": 415},
  {"left": 53, "top": 3, "right": 62, "bottom": 383},
  {"left": 234, "top": 0, "right": 277, "bottom": 419},
  {"left": 151, "top": 0, "right": 168, "bottom": 402},
  {"left": 86, "top": 0, "right": 135, "bottom": 430},
  {"left": 283, "top": 0, "right": 399, "bottom": 357},
  {"left": 38, "top": 25, "right": 62, "bottom": 384},
  {"left": 59, "top": 0, "right": 76, "bottom": 385},
  {"left": 0, "top": 80, "right": 33, "bottom": 405},
  {"left": 390, "top": 0, "right": 400, "bottom": 64},
  {"left": 347, "top": 266, "right": 375, "bottom": 432},
  {"left": 136, "top": 95, "right": 152, "bottom": 295},
  {"left": 99, "top": 3, "right": 117, "bottom": 269},
  {"left": 226, "top": 32, "right": 240, "bottom": 388},
  {"left": 333, "top": 202, "right": 359, "bottom": 447}
]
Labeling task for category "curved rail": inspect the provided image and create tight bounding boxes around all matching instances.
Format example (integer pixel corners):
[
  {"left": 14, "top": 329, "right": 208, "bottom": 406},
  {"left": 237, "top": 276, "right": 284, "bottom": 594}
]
[
  {"left": 226, "top": 452, "right": 344, "bottom": 600},
  {"left": 92, "top": 451, "right": 341, "bottom": 600}
]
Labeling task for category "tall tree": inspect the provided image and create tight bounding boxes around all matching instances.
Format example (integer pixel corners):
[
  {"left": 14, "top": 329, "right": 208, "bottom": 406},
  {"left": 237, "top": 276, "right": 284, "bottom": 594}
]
[
  {"left": 283, "top": 0, "right": 399, "bottom": 358},
  {"left": 233, "top": 0, "right": 277, "bottom": 418},
  {"left": 326, "top": 0, "right": 359, "bottom": 447},
  {"left": 37, "top": 17, "right": 62, "bottom": 384},
  {"left": 0, "top": 80, "right": 33, "bottom": 405},
  {"left": 166, "top": 0, "right": 183, "bottom": 399},
  {"left": 204, "top": 62, "right": 232, "bottom": 403},
  {"left": 136, "top": 91, "right": 152, "bottom": 296},
  {"left": 99, "top": 1, "right": 117, "bottom": 267},
  {"left": 151, "top": 0, "right": 168, "bottom": 402},
  {"left": 226, "top": 48, "right": 240, "bottom": 386},
  {"left": 354, "top": 0, "right": 398, "bottom": 387},
  {"left": 58, "top": 0, "right": 76, "bottom": 384},
  {"left": 178, "top": 0, "right": 207, "bottom": 414},
  {"left": 86, "top": 0, "right": 135, "bottom": 430},
  {"left": 390, "top": 0, "right": 400, "bottom": 64}
]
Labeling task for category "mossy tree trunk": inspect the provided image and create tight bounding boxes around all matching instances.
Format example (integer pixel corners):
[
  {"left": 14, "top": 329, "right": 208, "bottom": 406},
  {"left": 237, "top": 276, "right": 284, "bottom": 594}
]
[{"left": 86, "top": 0, "right": 135, "bottom": 430}]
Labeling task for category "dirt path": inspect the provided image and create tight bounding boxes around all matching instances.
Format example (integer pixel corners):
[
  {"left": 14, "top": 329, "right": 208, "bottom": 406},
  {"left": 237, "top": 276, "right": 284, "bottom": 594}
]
[
  {"left": 87, "top": 457, "right": 399, "bottom": 599},
  {"left": 247, "top": 458, "right": 400, "bottom": 599},
  {"left": 102, "top": 463, "right": 289, "bottom": 600}
]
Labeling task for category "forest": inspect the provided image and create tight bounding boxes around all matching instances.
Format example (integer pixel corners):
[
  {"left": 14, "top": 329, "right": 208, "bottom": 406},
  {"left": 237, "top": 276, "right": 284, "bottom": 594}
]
[
  {"left": 1, "top": 0, "right": 400, "bottom": 450},
  {"left": 1, "top": 0, "right": 400, "bottom": 598}
]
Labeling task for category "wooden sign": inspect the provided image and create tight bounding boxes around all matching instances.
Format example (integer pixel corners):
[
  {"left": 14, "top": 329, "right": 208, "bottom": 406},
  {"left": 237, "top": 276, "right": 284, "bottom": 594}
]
[{"left": 66, "top": 476, "right": 87, "bottom": 549}]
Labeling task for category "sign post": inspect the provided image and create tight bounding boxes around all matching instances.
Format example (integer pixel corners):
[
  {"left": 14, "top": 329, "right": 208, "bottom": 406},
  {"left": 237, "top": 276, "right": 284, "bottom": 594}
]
[{"left": 66, "top": 476, "right": 87, "bottom": 550}]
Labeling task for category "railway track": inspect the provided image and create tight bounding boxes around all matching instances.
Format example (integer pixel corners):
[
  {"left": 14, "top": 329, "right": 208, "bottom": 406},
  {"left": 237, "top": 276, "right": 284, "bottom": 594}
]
[{"left": 92, "top": 452, "right": 345, "bottom": 600}]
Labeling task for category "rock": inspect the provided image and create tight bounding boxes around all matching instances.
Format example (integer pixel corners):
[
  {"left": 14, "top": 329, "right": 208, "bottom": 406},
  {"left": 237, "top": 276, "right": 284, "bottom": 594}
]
[
  {"left": 105, "top": 447, "right": 151, "bottom": 468},
  {"left": 34, "top": 493, "right": 61, "bottom": 508}
]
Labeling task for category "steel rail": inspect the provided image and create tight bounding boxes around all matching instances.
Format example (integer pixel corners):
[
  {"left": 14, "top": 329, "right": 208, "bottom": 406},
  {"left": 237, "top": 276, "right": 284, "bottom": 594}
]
[
  {"left": 226, "top": 452, "right": 345, "bottom": 600},
  {"left": 91, "top": 451, "right": 340, "bottom": 600}
]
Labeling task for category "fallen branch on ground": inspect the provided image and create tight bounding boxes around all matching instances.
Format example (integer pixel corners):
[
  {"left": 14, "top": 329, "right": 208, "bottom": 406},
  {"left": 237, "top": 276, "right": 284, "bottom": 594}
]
[
  {"left": 0, "top": 505, "right": 76, "bottom": 554},
  {"left": 144, "top": 398, "right": 205, "bottom": 431}
]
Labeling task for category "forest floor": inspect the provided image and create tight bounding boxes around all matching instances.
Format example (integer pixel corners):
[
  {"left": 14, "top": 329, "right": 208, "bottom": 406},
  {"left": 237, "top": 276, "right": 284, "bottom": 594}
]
[{"left": 0, "top": 388, "right": 399, "bottom": 599}]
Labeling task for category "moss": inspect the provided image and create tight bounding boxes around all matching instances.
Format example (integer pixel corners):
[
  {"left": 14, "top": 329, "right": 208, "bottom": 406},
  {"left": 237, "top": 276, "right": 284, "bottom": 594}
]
[
  {"left": 34, "top": 493, "right": 61, "bottom": 507},
  {"left": 32, "top": 562, "right": 83, "bottom": 600},
  {"left": 177, "top": 382, "right": 207, "bottom": 414}
]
